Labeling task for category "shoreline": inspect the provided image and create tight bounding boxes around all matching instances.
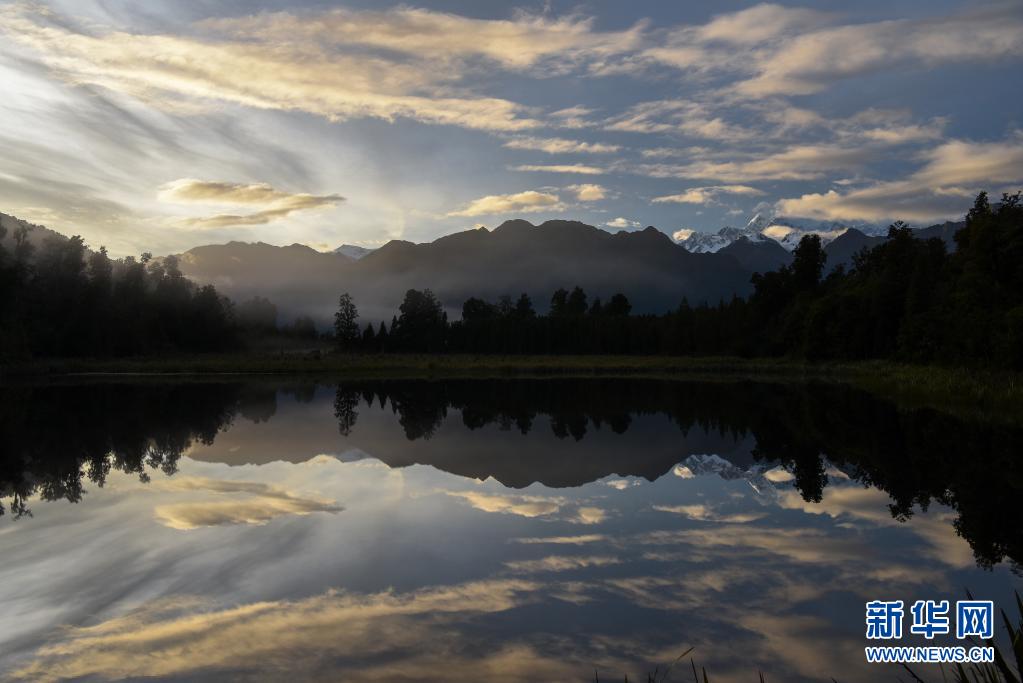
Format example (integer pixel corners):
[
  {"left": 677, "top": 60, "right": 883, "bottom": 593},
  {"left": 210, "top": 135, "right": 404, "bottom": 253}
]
[{"left": 3, "top": 353, "right": 1019, "bottom": 422}]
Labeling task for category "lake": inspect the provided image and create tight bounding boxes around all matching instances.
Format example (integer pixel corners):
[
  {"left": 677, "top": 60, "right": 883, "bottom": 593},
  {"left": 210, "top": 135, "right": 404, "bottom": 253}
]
[{"left": 1, "top": 378, "right": 1020, "bottom": 682}]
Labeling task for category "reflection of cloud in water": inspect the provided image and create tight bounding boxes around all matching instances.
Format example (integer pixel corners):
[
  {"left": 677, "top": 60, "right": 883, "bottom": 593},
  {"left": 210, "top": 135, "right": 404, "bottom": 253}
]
[
  {"left": 445, "top": 490, "right": 608, "bottom": 525},
  {"left": 513, "top": 534, "right": 607, "bottom": 545},
  {"left": 776, "top": 484, "right": 975, "bottom": 568},
  {"left": 446, "top": 490, "right": 563, "bottom": 518},
  {"left": 653, "top": 504, "right": 765, "bottom": 523},
  {"left": 572, "top": 506, "right": 607, "bottom": 525},
  {"left": 505, "top": 555, "right": 621, "bottom": 573},
  {"left": 11, "top": 580, "right": 579, "bottom": 683},
  {"left": 152, "top": 476, "right": 342, "bottom": 529}
]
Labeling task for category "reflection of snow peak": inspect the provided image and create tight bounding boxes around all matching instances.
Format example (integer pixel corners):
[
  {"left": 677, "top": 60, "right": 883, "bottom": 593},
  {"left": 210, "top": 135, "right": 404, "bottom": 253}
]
[{"left": 673, "top": 454, "right": 780, "bottom": 504}]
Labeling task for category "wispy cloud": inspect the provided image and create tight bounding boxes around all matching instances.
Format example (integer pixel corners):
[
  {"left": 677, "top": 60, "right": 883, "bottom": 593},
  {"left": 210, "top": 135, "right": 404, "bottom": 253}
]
[
  {"left": 159, "top": 178, "right": 343, "bottom": 229},
  {"left": 652, "top": 184, "right": 765, "bottom": 204},
  {"left": 503, "top": 137, "right": 620, "bottom": 154},
  {"left": 774, "top": 134, "right": 1023, "bottom": 222},
  {"left": 512, "top": 164, "right": 606, "bottom": 175},
  {"left": 153, "top": 477, "right": 342, "bottom": 529}
]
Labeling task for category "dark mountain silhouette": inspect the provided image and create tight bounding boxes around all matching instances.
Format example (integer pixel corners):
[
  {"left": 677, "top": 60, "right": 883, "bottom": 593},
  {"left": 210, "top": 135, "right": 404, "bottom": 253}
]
[
  {"left": 823, "top": 221, "right": 964, "bottom": 272},
  {"left": 915, "top": 220, "right": 962, "bottom": 248},
  {"left": 718, "top": 236, "right": 791, "bottom": 273},
  {"left": 822, "top": 228, "right": 885, "bottom": 272},
  {"left": 176, "top": 220, "right": 756, "bottom": 324}
]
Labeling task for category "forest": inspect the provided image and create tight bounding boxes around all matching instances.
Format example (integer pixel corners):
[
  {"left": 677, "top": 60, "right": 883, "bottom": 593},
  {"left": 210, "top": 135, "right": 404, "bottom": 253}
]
[
  {"left": 1, "top": 192, "right": 1020, "bottom": 368},
  {"left": 340, "top": 192, "right": 1023, "bottom": 369},
  {"left": 0, "top": 228, "right": 238, "bottom": 357}
]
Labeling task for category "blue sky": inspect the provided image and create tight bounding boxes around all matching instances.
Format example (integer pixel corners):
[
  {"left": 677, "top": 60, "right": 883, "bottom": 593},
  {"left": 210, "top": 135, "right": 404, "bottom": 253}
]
[{"left": 0, "top": 0, "right": 1021, "bottom": 255}]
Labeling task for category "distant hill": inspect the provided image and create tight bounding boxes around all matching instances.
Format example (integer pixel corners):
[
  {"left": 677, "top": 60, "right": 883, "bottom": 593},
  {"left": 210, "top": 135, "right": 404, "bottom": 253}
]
[
  {"left": 175, "top": 220, "right": 756, "bottom": 325},
  {"left": 334, "top": 244, "right": 374, "bottom": 260},
  {"left": 718, "top": 236, "right": 791, "bottom": 274},
  {"left": 0, "top": 212, "right": 71, "bottom": 252},
  {"left": 1, "top": 210, "right": 969, "bottom": 329}
]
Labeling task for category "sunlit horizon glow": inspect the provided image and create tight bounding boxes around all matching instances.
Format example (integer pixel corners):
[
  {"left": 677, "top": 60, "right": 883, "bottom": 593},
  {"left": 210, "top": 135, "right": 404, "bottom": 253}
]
[{"left": 1, "top": 1, "right": 1021, "bottom": 256}]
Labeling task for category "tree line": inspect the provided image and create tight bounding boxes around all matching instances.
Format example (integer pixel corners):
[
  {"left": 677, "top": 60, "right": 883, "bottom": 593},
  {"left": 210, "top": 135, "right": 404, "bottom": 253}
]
[
  {"left": 0, "top": 226, "right": 239, "bottom": 358},
  {"left": 335, "top": 192, "right": 1023, "bottom": 369}
]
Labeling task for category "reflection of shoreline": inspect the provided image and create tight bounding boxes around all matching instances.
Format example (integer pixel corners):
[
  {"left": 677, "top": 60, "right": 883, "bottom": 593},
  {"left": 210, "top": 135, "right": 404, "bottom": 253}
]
[{"left": 3, "top": 378, "right": 1022, "bottom": 569}]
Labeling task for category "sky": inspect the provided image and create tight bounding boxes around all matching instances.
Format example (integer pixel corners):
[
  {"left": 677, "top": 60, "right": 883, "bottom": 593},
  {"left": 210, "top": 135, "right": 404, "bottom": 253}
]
[{"left": 0, "top": 0, "right": 1021, "bottom": 256}]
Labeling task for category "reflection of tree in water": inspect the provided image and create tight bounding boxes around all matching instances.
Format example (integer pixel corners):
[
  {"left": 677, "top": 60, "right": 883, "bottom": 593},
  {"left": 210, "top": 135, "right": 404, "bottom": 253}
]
[
  {"left": 1, "top": 379, "right": 1018, "bottom": 571},
  {"left": 332, "top": 379, "right": 1022, "bottom": 569},
  {"left": 0, "top": 383, "right": 242, "bottom": 519}
]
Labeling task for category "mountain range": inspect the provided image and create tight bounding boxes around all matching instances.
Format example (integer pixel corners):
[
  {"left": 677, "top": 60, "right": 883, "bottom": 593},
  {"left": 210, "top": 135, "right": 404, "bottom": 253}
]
[{"left": 1, "top": 211, "right": 964, "bottom": 327}]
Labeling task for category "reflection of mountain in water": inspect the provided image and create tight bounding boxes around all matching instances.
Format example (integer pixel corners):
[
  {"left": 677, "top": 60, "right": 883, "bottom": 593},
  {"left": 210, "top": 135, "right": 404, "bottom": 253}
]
[{"left": 1, "top": 378, "right": 1020, "bottom": 569}]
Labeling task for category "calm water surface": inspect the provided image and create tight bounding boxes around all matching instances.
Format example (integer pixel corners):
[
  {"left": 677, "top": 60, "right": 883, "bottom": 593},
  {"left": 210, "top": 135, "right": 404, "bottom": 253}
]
[{"left": 1, "top": 378, "right": 1020, "bottom": 682}]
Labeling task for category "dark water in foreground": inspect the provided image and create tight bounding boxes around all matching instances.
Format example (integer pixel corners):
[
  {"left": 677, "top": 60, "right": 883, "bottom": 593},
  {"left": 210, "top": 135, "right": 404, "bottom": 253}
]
[{"left": 0, "top": 378, "right": 1020, "bottom": 682}]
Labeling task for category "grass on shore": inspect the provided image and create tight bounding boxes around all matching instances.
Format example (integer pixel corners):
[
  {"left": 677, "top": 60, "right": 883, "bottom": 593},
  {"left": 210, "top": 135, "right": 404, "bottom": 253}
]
[{"left": 3, "top": 352, "right": 1020, "bottom": 422}]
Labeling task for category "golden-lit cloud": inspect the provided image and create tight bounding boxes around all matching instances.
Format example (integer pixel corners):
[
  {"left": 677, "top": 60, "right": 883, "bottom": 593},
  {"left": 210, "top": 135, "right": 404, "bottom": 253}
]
[
  {"left": 159, "top": 178, "right": 343, "bottom": 229},
  {"left": 10, "top": 580, "right": 560, "bottom": 682},
  {"left": 513, "top": 534, "right": 607, "bottom": 545},
  {"left": 513, "top": 164, "right": 606, "bottom": 175},
  {"left": 652, "top": 184, "right": 764, "bottom": 204},
  {"left": 652, "top": 504, "right": 765, "bottom": 523},
  {"left": 503, "top": 137, "right": 620, "bottom": 154},
  {"left": 572, "top": 506, "right": 607, "bottom": 525},
  {"left": 632, "top": 144, "right": 872, "bottom": 182},
  {"left": 445, "top": 490, "right": 605, "bottom": 525},
  {"left": 446, "top": 490, "right": 564, "bottom": 518},
  {"left": 774, "top": 135, "right": 1023, "bottom": 222},
  {"left": 1, "top": 6, "right": 544, "bottom": 133},
  {"left": 153, "top": 477, "right": 342, "bottom": 529},
  {"left": 447, "top": 190, "right": 562, "bottom": 217},
  {"left": 504, "top": 555, "right": 621, "bottom": 573},
  {"left": 203, "top": 7, "right": 646, "bottom": 73},
  {"left": 732, "top": 5, "right": 1023, "bottom": 97},
  {"left": 567, "top": 183, "right": 607, "bottom": 201}
]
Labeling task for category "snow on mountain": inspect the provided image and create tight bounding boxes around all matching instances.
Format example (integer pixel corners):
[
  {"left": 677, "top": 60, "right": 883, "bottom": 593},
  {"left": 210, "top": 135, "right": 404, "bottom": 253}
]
[
  {"left": 672, "top": 454, "right": 781, "bottom": 504},
  {"left": 334, "top": 244, "right": 375, "bottom": 260},
  {"left": 675, "top": 212, "right": 888, "bottom": 253}
]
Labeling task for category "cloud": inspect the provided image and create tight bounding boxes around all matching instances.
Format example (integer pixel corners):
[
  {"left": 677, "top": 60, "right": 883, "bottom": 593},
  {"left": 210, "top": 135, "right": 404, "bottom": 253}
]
[
  {"left": 9, "top": 579, "right": 554, "bottom": 682},
  {"left": 774, "top": 135, "right": 1023, "bottom": 222},
  {"left": 733, "top": 5, "right": 1023, "bottom": 97},
  {"left": 446, "top": 491, "right": 563, "bottom": 518},
  {"left": 503, "top": 137, "right": 619, "bottom": 154},
  {"left": 447, "top": 190, "right": 562, "bottom": 217},
  {"left": 652, "top": 184, "right": 764, "bottom": 204},
  {"left": 202, "top": 7, "right": 645, "bottom": 73},
  {"left": 512, "top": 534, "right": 607, "bottom": 545},
  {"left": 549, "top": 105, "right": 598, "bottom": 128},
  {"left": 512, "top": 164, "right": 606, "bottom": 175},
  {"left": 606, "top": 100, "right": 755, "bottom": 140},
  {"left": 445, "top": 491, "right": 605, "bottom": 525},
  {"left": 694, "top": 4, "right": 829, "bottom": 45},
  {"left": 159, "top": 178, "right": 343, "bottom": 229},
  {"left": 1, "top": 6, "right": 545, "bottom": 133},
  {"left": 572, "top": 506, "right": 607, "bottom": 525},
  {"left": 567, "top": 183, "right": 607, "bottom": 201},
  {"left": 504, "top": 555, "right": 621, "bottom": 573},
  {"left": 606, "top": 217, "right": 641, "bottom": 229},
  {"left": 652, "top": 504, "right": 765, "bottom": 523},
  {"left": 152, "top": 477, "right": 342, "bottom": 529},
  {"left": 633, "top": 144, "right": 873, "bottom": 182}
]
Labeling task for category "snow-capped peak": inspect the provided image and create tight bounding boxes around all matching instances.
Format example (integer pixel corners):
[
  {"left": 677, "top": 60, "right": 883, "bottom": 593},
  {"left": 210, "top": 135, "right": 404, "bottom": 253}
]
[{"left": 675, "top": 213, "right": 888, "bottom": 253}]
